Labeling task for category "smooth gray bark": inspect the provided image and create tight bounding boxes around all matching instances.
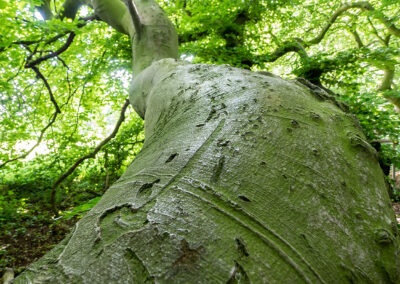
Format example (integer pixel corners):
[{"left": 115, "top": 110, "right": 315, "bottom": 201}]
[
  {"left": 14, "top": 0, "right": 400, "bottom": 282},
  {"left": 16, "top": 59, "right": 400, "bottom": 283}
]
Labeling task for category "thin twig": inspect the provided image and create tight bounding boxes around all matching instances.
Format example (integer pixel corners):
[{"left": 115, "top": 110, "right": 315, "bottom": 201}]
[
  {"left": 0, "top": 67, "right": 61, "bottom": 169},
  {"left": 0, "top": 111, "right": 59, "bottom": 169},
  {"left": 367, "top": 17, "right": 386, "bottom": 44}
]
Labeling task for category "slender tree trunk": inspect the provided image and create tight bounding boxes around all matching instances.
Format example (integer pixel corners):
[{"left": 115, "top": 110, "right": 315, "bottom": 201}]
[{"left": 16, "top": 59, "right": 400, "bottom": 283}]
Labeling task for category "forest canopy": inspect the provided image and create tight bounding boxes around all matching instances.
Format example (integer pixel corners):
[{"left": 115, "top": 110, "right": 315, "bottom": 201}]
[{"left": 0, "top": 0, "right": 400, "bottom": 275}]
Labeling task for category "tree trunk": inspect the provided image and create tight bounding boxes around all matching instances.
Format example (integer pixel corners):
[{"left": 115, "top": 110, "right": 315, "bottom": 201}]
[{"left": 16, "top": 59, "right": 400, "bottom": 283}]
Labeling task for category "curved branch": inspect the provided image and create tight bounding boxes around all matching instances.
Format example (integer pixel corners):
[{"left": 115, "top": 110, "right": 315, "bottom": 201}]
[
  {"left": 258, "top": 2, "right": 371, "bottom": 64},
  {"left": 0, "top": 111, "right": 59, "bottom": 169},
  {"left": 50, "top": 99, "right": 130, "bottom": 208},
  {"left": 377, "top": 66, "right": 400, "bottom": 112},
  {"left": 378, "top": 68, "right": 395, "bottom": 92},
  {"left": 31, "top": 66, "right": 61, "bottom": 113},
  {"left": 25, "top": 32, "right": 76, "bottom": 68},
  {"left": 89, "top": 0, "right": 133, "bottom": 36},
  {"left": 83, "top": 0, "right": 178, "bottom": 75},
  {"left": 0, "top": 67, "right": 62, "bottom": 169},
  {"left": 307, "top": 2, "right": 400, "bottom": 46},
  {"left": 258, "top": 40, "right": 308, "bottom": 63},
  {"left": 306, "top": 2, "right": 366, "bottom": 46},
  {"left": 257, "top": 1, "right": 399, "bottom": 73}
]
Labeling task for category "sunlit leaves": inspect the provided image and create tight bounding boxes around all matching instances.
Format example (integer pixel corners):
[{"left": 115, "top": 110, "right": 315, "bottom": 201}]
[{"left": 0, "top": 0, "right": 140, "bottom": 209}]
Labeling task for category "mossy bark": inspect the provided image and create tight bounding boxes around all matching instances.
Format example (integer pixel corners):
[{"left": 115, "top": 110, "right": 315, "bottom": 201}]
[{"left": 16, "top": 60, "right": 400, "bottom": 283}]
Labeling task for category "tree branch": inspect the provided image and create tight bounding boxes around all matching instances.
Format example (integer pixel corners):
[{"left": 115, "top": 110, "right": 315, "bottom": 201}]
[
  {"left": 37, "top": 0, "right": 53, "bottom": 20},
  {"left": 259, "top": 1, "right": 400, "bottom": 65},
  {"left": 306, "top": 2, "right": 400, "bottom": 46},
  {"left": 0, "top": 14, "right": 96, "bottom": 168},
  {"left": 12, "top": 14, "right": 95, "bottom": 47},
  {"left": 377, "top": 66, "right": 400, "bottom": 112},
  {"left": 87, "top": 0, "right": 133, "bottom": 36},
  {"left": 25, "top": 32, "right": 76, "bottom": 68},
  {"left": 60, "top": 0, "right": 84, "bottom": 19},
  {"left": 258, "top": 40, "right": 308, "bottom": 63},
  {"left": 378, "top": 68, "right": 395, "bottom": 92},
  {"left": 30, "top": 66, "right": 61, "bottom": 113},
  {"left": 255, "top": 1, "right": 399, "bottom": 82},
  {"left": 365, "top": 5, "right": 400, "bottom": 38},
  {"left": 121, "top": 0, "right": 143, "bottom": 39},
  {"left": 257, "top": 2, "right": 368, "bottom": 65},
  {"left": 0, "top": 111, "right": 59, "bottom": 169},
  {"left": 50, "top": 99, "right": 130, "bottom": 209},
  {"left": 306, "top": 2, "right": 364, "bottom": 46},
  {"left": 367, "top": 17, "right": 387, "bottom": 45},
  {"left": 348, "top": 25, "right": 364, "bottom": 48},
  {"left": 0, "top": 66, "right": 63, "bottom": 169}
]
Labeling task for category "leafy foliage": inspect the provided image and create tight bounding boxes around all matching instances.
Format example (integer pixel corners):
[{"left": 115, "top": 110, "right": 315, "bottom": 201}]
[{"left": 0, "top": 0, "right": 400, "bottom": 274}]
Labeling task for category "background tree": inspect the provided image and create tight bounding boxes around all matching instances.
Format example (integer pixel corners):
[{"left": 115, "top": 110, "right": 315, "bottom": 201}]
[{"left": 0, "top": 0, "right": 400, "bottom": 281}]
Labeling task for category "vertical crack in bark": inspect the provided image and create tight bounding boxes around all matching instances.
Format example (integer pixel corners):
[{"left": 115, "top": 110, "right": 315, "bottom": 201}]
[
  {"left": 211, "top": 155, "right": 225, "bottom": 183},
  {"left": 235, "top": 237, "right": 249, "bottom": 257},
  {"left": 227, "top": 260, "right": 250, "bottom": 284}
]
